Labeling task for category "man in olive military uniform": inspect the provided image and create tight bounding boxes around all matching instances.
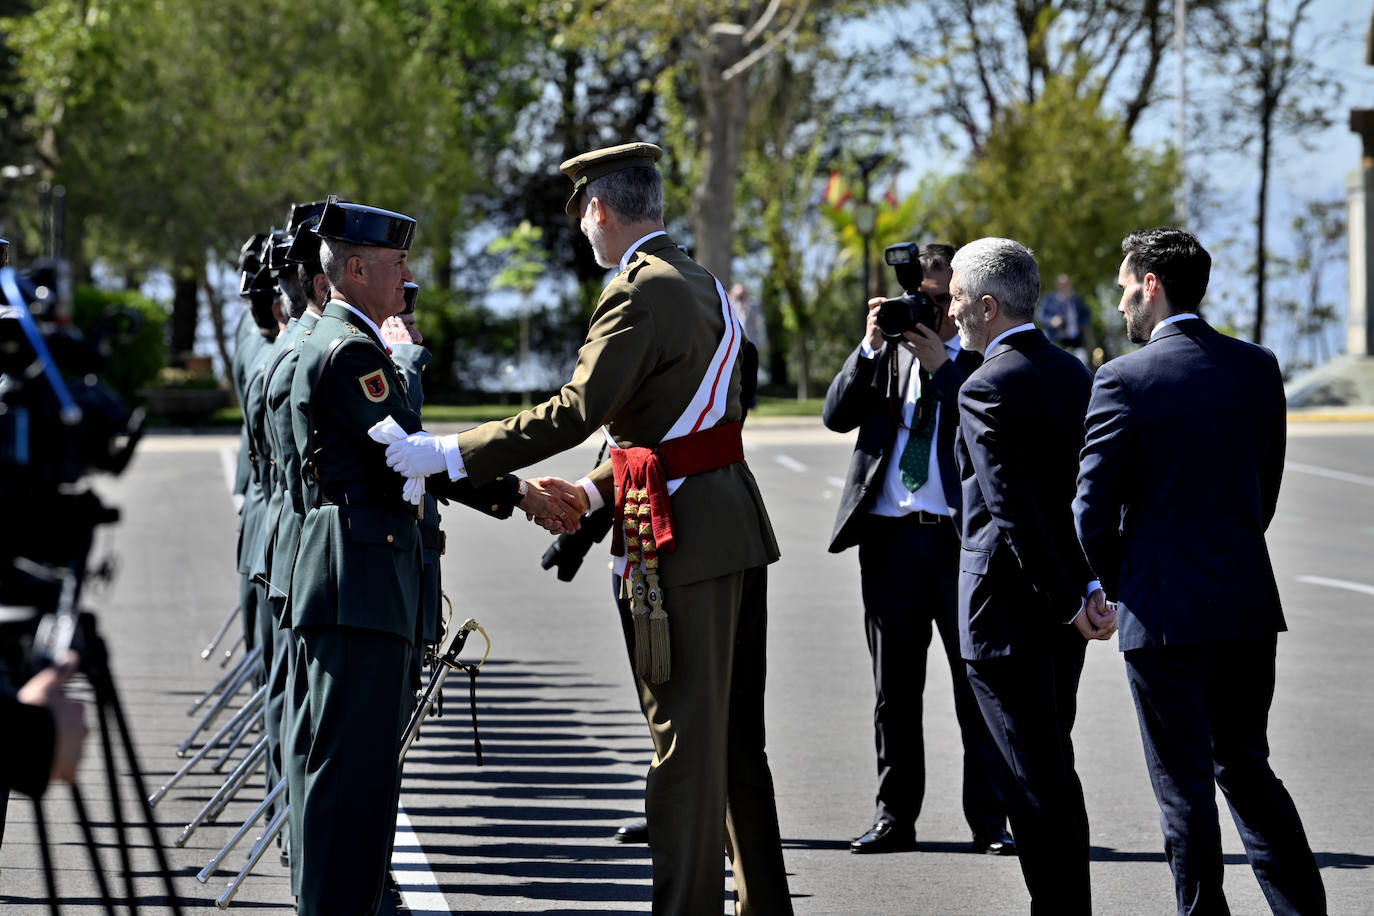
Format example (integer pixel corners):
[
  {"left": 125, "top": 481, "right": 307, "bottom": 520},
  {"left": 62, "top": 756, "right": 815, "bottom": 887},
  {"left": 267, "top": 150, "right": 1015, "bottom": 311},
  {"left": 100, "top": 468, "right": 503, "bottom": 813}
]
[
  {"left": 282, "top": 199, "right": 566, "bottom": 914},
  {"left": 384, "top": 144, "right": 794, "bottom": 916}
]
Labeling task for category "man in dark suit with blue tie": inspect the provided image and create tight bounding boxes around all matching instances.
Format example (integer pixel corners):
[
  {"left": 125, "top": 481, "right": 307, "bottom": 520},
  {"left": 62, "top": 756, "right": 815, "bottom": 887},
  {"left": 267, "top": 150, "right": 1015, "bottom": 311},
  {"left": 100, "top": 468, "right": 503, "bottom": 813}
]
[
  {"left": 1074, "top": 228, "right": 1325, "bottom": 916},
  {"left": 949, "top": 237, "right": 1116, "bottom": 915},
  {"left": 823, "top": 244, "right": 1013, "bottom": 856}
]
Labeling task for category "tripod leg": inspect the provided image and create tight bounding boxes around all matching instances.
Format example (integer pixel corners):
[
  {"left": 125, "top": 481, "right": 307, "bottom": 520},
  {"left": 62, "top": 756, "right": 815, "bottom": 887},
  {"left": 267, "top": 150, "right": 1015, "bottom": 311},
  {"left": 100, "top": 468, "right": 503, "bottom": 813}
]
[
  {"left": 32, "top": 798, "right": 61, "bottom": 916},
  {"left": 215, "top": 804, "right": 289, "bottom": 909},
  {"left": 196, "top": 778, "right": 287, "bottom": 883},
  {"left": 70, "top": 784, "right": 117, "bottom": 914},
  {"left": 95, "top": 654, "right": 186, "bottom": 915},
  {"left": 96, "top": 685, "right": 137, "bottom": 911},
  {"left": 200, "top": 604, "right": 240, "bottom": 660}
]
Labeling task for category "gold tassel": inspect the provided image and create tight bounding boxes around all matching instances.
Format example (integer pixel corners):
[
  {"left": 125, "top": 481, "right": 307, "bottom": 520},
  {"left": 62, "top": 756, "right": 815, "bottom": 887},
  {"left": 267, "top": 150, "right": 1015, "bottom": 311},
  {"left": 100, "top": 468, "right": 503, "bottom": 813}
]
[
  {"left": 630, "top": 572, "right": 651, "bottom": 679},
  {"left": 646, "top": 571, "right": 670, "bottom": 684}
]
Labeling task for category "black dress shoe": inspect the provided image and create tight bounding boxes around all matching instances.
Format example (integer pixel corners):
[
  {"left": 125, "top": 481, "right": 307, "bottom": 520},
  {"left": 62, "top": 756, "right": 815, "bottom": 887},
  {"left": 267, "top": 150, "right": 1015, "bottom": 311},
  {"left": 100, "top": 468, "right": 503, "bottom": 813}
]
[
  {"left": 849, "top": 819, "right": 916, "bottom": 854},
  {"left": 615, "top": 817, "right": 649, "bottom": 844},
  {"left": 971, "top": 827, "right": 1016, "bottom": 855}
]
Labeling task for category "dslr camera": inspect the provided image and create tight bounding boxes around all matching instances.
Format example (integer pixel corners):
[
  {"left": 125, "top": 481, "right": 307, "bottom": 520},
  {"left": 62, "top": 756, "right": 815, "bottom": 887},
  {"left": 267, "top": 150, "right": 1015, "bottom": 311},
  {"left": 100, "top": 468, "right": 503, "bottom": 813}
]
[{"left": 874, "top": 242, "right": 938, "bottom": 340}]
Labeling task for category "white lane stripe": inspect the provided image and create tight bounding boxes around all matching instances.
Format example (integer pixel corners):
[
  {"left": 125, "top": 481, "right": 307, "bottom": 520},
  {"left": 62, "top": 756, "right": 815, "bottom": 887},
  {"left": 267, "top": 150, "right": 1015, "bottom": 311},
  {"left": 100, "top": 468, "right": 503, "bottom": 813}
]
[
  {"left": 1287, "top": 462, "right": 1374, "bottom": 488},
  {"left": 1296, "top": 575, "right": 1374, "bottom": 598},
  {"left": 774, "top": 454, "right": 807, "bottom": 473},
  {"left": 391, "top": 805, "right": 450, "bottom": 914}
]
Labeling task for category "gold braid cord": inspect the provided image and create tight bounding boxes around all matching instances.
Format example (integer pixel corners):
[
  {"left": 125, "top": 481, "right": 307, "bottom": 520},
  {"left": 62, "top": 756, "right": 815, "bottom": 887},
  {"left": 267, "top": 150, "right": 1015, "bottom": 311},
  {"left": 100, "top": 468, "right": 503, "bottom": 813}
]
[{"left": 619, "top": 486, "right": 670, "bottom": 684}]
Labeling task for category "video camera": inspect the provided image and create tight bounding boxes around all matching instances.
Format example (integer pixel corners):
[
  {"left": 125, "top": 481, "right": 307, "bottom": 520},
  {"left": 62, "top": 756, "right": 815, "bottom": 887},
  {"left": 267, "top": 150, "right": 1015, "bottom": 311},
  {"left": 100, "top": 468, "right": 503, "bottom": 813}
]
[
  {"left": 874, "top": 242, "right": 938, "bottom": 341},
  {"left": 0, "top": 240, "right": 145, "bottom": 677}
]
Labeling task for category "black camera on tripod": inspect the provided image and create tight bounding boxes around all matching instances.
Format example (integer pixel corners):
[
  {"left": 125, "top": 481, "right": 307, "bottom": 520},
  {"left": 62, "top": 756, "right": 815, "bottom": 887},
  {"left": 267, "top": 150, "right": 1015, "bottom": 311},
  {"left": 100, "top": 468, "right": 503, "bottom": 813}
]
[{"left": 874, "top": 242, "right": 939, "bottom": 341}]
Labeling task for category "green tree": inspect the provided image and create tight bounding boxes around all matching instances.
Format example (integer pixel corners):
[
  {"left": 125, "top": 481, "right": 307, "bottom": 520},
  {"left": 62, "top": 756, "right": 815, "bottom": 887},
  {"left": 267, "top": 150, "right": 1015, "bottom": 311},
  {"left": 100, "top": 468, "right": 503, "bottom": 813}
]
[{"left": 920, "top": 77, "right": 1177, "bottom": 357}]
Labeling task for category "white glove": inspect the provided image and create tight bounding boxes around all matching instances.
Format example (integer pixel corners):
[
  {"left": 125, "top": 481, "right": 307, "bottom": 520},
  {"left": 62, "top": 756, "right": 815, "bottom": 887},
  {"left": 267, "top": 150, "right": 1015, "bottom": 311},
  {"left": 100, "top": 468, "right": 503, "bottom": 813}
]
[
  {"left": 402, "top": 475, "right": 427, "bottom": 506},
  {"left": 367, "top": 416, "right": 428, "bottom": 505},
  {"left": 385, "top": 432, "right": 456, "bottom": 478}
]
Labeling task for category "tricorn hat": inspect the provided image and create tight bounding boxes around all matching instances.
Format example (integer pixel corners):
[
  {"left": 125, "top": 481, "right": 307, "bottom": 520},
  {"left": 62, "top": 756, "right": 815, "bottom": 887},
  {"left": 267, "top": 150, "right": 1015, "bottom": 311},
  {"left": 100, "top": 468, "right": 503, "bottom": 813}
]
[
  {"left": 238, "top": 231, "right": 268, "bottom": 275},
  {"left": 559, "top": 141, "right": 663, "bottom": 217},
  {"left": 284, "top": 216, "right": 322, "bottom": 265},
  {"left": 286, "top": 199, "right": 329, "bottom": 235},
  {"left": 402, "top": 281, "right": 419, "bottom": 315},
  {"left": 313, "top": 196, "right": 416, "bottom": 251}
]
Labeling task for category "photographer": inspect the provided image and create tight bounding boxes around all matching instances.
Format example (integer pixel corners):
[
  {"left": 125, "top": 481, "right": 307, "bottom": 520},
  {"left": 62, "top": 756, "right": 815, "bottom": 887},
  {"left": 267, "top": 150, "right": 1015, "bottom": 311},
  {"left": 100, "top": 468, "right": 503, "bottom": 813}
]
[{"left": 822, "top": 243, "right": 1012, "bottom": 856}]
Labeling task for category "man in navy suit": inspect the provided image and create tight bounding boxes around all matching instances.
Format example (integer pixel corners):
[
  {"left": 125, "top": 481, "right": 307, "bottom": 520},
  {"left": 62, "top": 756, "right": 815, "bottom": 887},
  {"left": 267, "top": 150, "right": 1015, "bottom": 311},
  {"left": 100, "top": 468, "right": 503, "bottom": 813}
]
[
  {"left": 1074, "top": 228, "right": 1325, "bottom": 916},
  {"left": 823, "top": 244, "right": 1012, "bottom": 856},
  {"left": 949, "top": 237, "right": 1116, "bottom": 915}
]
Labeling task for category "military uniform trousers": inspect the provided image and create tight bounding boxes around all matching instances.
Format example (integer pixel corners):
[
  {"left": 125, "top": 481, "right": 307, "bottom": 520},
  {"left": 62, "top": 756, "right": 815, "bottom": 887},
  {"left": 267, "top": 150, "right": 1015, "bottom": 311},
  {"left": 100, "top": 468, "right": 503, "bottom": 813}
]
[
  {"left": 617, "top": 565, "right": 793, "bottom": 916},
  {"left": 857, "top": 513, "right": 1006, "bottom": 835},
  {"left": 287, "top": 625, "right": 413, "bottom": 915}
]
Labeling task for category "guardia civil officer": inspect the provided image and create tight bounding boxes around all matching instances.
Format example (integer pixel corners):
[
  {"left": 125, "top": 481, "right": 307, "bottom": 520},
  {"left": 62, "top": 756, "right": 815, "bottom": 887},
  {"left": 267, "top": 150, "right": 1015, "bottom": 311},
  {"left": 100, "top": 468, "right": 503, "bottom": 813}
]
[
  {"left": 384, "top": 144, "right": 794, "bottom": 916},
  {"left": 281, "top": 199, "right": 568, "bottom": 914}
]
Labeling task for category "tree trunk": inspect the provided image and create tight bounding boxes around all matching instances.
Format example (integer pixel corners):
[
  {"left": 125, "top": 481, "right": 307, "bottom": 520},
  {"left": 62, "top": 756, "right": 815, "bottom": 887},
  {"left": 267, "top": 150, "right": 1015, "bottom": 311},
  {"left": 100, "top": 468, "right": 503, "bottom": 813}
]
[
  {"left": 200, "top": 263, "right": 232, "bottom": 380},
  {"left": 169, "top": 266, "right": 200, "bottom": 368},
  {"left": 691, "top": 24, "right": 747, "bottom": 287},
  {"left": 1254, "top": 21, "right": 1273, "bottom": 347}
]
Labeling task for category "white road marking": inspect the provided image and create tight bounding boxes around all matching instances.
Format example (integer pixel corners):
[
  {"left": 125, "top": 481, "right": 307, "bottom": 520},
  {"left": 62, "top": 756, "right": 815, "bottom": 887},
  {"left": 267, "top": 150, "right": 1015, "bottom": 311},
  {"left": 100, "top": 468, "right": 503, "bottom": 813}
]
[
  {"left": 1287, "top": 462, "right": 1374, "bottom": 488},
  {"left": 1296, "top": 575, "right": 1374, "bottom": 598},
  {"left": 774, "top": 454, "right": 807, "bottom": 473},
  {"left": 391, "top": 805, "right": 451, "bottom": 914}
]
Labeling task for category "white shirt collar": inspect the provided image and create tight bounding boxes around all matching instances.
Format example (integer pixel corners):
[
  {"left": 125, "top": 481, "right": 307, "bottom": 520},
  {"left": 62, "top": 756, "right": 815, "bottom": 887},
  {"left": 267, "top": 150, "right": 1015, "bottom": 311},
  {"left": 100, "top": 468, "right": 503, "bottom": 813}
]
[
  {"left": 1151, "top": 312, "right": 1198, "bottom": 339},
  {"left": 332, "top": 298, "right": 387, "bottom": 348},
  {"left": 986, "top": 322, "right": 1036, "bottom": 354},
  {"left": 619, "top": 230, "right": 668, "bottom": 271}
]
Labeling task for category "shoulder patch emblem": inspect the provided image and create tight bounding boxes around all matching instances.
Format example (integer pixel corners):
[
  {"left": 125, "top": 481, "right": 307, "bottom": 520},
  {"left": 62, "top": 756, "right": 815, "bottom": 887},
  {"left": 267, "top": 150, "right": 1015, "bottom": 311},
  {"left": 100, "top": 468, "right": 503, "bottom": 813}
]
[{"left": 359, "top": 369, "right": 389, "bottom": 403}]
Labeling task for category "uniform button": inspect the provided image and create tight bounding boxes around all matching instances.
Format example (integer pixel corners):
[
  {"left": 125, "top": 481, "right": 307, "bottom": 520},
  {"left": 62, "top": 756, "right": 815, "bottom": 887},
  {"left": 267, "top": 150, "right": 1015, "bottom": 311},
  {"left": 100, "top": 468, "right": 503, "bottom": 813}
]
[
  {"left": 490, "top": 504, "right": 499, "bottom": 512},
  {"left": 386, "top": 534, "right": 394, "bottom": 543}
]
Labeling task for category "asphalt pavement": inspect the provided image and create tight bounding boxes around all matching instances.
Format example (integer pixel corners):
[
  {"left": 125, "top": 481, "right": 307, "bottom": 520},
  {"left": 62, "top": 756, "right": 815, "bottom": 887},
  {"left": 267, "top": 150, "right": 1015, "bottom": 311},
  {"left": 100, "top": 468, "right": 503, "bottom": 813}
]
[{"left": 1, "top": 417, "right": 1371, "bottom": 914}]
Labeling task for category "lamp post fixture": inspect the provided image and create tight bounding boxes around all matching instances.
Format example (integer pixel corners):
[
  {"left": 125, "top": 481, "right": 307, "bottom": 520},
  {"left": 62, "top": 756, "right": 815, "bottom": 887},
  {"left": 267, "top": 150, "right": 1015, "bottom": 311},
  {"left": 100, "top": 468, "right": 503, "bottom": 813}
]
[{"left": 855, "top": 152, "right": 885, "bottom": 300}]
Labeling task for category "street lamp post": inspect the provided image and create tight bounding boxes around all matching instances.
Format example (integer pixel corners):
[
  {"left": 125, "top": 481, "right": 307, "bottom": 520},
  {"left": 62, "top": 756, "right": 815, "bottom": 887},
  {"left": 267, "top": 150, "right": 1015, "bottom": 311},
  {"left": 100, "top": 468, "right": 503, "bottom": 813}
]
[{"left": 854, "top": 153, "right": 884, "bottom": 300}]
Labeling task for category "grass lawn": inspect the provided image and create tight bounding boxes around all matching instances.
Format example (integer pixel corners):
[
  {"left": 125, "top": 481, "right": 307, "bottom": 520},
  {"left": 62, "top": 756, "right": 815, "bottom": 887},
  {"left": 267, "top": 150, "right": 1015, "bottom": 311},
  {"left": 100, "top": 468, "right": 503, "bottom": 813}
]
[{"left": 189, "top": 395, "right": 823, "bottom": 429}]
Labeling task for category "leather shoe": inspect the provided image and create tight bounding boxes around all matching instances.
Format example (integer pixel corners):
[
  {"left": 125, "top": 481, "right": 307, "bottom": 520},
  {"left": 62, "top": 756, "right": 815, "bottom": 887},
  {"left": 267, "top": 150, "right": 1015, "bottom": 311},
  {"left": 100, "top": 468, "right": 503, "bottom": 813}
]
[
  {"left": 849, "top": 819, "right": 916, "bottom": 854},
  {"left": 971, "top": 827, "right": 1016, "bottom": 856},
  {"left": 614, "top": 817, "right": 649, "bottom": 844}
]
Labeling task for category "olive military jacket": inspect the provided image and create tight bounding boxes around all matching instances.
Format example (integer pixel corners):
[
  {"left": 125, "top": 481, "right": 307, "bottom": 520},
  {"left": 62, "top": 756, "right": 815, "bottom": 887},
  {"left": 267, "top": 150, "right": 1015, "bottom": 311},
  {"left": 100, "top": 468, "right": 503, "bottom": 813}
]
[
  {"left": 236, "top": 334, "right": 278, "bottom": 577},
  {"left": 456, "top": 233, "right": 779, "bottom": 589}
]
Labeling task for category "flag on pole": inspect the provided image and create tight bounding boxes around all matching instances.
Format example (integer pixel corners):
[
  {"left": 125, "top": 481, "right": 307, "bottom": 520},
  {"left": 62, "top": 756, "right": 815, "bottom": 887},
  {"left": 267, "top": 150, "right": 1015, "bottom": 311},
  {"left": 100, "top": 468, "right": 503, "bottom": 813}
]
[
  {"left": 882, "top": 179, "right": 900, "bottom": 208},
  {"left": 823, "top": 170, "right": 852, "bottom": 211}
]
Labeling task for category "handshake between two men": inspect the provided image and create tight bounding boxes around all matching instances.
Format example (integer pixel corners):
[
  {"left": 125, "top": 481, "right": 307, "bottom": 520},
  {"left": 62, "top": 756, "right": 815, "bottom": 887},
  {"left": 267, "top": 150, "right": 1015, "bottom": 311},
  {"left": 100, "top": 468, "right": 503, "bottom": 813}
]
[{"left": 369, "top": 420, "right": 590, "bottom": 535}]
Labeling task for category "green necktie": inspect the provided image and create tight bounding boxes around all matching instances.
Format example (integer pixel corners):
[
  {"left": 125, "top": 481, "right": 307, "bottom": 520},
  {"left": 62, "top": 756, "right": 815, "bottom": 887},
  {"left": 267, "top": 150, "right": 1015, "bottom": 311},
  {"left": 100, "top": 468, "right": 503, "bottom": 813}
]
[{"left": 899, "top": 374, "right": 934, "bottom": 491}]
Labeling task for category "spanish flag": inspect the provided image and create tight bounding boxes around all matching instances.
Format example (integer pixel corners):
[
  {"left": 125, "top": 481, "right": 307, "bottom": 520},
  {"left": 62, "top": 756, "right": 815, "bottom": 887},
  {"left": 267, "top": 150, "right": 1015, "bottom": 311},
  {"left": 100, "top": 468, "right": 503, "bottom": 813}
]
[{"left": 823, "top": 170, "right": 851, "bottom": 211}]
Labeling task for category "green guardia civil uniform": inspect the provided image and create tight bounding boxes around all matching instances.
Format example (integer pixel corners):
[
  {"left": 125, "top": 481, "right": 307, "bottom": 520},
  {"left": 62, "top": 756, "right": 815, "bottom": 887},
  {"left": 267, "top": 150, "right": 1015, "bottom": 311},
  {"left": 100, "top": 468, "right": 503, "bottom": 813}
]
[
  {"left": 455, "top": 229, "right": 793, "bottom": 916},
  {"left": 391, "top": 341, "right": 446, "bottom": 658},
  {"left": 234, "top": 326, "right": 277, "bottom": 655},
  {"left": 284, "top": 299, "right": 521, "bottom": 915}
]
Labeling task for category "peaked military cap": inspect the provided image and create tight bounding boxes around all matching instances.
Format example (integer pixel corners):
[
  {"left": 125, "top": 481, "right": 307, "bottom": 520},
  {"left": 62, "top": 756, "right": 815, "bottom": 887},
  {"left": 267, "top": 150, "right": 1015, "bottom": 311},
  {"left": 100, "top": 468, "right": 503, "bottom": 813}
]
[
  {"left": 286, "top": 199, "right": 329, "bottom": 235},
  {"left": 313, "top": 196, "right": 416, "bottom": 250},
  {"left": 560, "top": 141, "right": 663, "bottom": 217},
  {"left": 402, "top": 281, "right": 419, "bottom": 315}
]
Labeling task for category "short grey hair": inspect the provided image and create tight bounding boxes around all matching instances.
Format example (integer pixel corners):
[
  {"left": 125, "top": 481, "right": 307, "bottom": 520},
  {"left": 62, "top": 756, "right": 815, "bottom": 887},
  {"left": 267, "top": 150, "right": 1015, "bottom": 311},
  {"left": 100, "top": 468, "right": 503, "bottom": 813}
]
[
  {"left": 320, "top": 238, "right": 369, "bottom": 289},
  {"left": 585, "top": 167, "right": 663, "bottom": 224},
  {"left": 950, "top": 237, "right": 1039, "bottom": 321}
]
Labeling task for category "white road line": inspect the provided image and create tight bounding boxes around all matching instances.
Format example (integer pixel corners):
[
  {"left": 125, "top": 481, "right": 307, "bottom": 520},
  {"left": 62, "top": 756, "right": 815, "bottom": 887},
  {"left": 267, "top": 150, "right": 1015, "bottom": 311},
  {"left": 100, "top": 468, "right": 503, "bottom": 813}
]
[
  {"left": 1287, "top": 462, "right": 1374, "bottom": 488},
  {"left": 391, "top": 805, "right": 450, "bottom": 914},
  {"left": 1296, "top": 575, "right": 1374, "bottom": 598},
  {"left": 774, "top": 454, "right": 808, "bottom": 473}
]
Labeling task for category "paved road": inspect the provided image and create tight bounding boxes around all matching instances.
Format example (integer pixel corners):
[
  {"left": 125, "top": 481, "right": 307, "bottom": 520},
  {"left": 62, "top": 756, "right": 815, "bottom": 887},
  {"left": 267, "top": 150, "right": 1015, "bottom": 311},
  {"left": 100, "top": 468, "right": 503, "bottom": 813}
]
[{"left": 2, "top": 419, "right": 1371, "bottom": 914}]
